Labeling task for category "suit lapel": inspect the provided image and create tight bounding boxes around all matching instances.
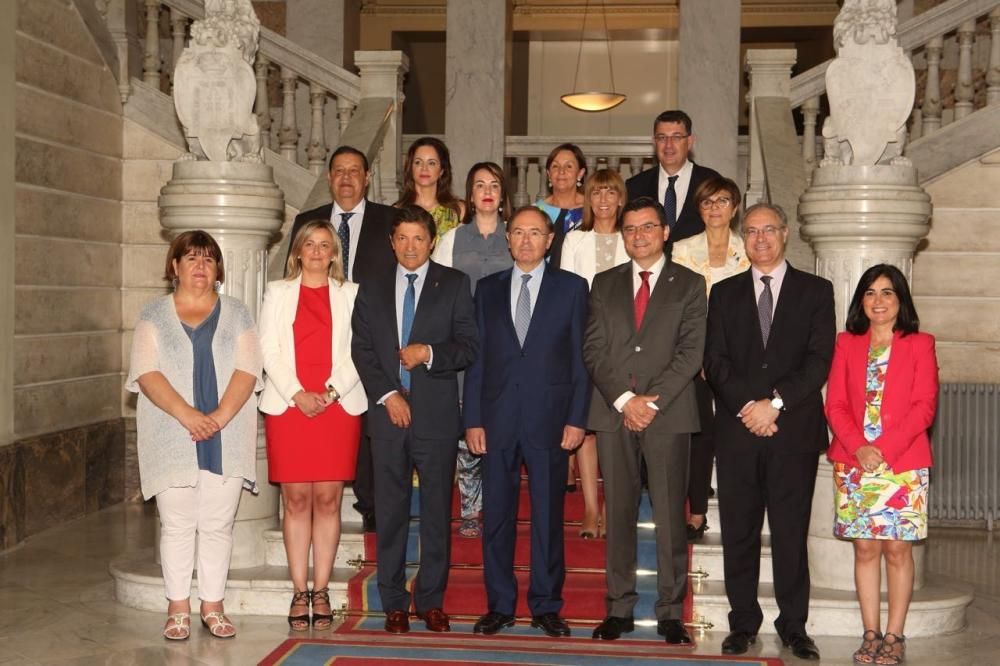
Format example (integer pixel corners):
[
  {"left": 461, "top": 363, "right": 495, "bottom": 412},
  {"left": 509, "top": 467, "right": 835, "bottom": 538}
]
[
  {"left": 522, "top": 266, "right": 557, "bottom": 348},
  {"left": 738, "top": 270, "right": 766, "bottom": 356},
  {"left": 384, "top": 267, "right": 401, "bottom": 349},
  {"left": 768, "top": 263, "right": 801, "bottom": 350},
  {"left": 613, "top": 264, "right": 638, "bottom": 336},
  {"left": 409, "top": 261, "right": 441, "bottom": 341},
  {"left": 497, "top": 269, "right": 518, "bottom": 344}
]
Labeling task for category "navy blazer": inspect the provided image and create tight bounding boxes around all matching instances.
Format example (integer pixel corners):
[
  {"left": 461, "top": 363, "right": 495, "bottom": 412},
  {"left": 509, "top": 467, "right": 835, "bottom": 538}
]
[
  {"left": 704, "top": 263, "right": 836, "bottom": 454},
  {"left": 351, "top": 260, "right": 479, "bottom": 441},
  {"left": 625, "top": 162, "right": 721, "bottom": 243},
  {"left": 463, "top": 265, "right": 590, "bottom": 449}
]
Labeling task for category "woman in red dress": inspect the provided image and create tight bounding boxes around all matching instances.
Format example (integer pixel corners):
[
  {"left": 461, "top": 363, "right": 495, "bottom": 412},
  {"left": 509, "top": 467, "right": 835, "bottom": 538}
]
[{"left": 259, "top": 220, "right": 368, "bottom": 630}]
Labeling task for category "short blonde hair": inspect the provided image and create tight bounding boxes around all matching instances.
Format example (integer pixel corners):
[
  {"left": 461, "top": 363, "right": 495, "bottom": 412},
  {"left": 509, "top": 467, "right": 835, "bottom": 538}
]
[{"left": 285, "top": 220, "right": 346, "bottom": 282}]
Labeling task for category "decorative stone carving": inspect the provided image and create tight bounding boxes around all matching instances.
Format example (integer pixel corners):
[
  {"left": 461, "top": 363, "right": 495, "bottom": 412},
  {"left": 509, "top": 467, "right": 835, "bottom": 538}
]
[
  {"left": 172, "top": 0, "right": 262, "bottom": 163},
  {"left": 823, "top": 0, "right": 915, "bottom": 166}
]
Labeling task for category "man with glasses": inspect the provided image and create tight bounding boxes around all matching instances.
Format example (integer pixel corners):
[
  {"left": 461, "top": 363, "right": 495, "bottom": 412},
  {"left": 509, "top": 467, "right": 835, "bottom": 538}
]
[
  {"left": 704, "top": 203, "right": 835, "bottom": 660},
  {"left": 464, "top": 206, "right": 590, "bottom": 638},
  {"left": 626, "top": 110, "right": 722, "bottom": 242},
  {"left": 584, "top": 197, "right": 706, "bottom": 646}
]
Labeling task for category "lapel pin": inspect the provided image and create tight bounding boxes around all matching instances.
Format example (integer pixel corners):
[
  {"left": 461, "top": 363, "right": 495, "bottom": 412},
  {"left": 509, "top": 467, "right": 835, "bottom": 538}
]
[{"left": 667, "top": 276, "right": 675, "bottom": 282}]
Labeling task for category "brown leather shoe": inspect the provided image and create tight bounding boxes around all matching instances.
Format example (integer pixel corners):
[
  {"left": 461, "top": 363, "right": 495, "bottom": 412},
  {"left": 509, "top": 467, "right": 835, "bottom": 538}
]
[
  {"left": 417, "top": 608, "right": 451, "bottom": 632},
  {"left": 384, "top": 610, "right": 410, "bottom": 634}
]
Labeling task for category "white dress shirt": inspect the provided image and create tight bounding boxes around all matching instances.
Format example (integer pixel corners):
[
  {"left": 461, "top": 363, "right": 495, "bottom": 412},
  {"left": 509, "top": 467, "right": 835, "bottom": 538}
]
[
  {"left": 657, "top": 159, "right": 694, "bottom": 219},
  {"left": 330, "top": 198, "right": 367, "bottom": 281},
  {"left": 613, "top": 254, "right": 668, "bottom": 413},
  {"left": 750, "top": 260, "right": 788, "bottom": 319}
]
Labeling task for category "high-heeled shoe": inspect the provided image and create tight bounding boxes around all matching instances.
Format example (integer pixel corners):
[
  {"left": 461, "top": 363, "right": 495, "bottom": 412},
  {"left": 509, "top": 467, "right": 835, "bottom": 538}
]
[
  {"left": 686, "top": 520, "right": 709, "bottom": 542},
  {"left": 312, "top": 587, "right": 333, "bottom": 630},
  {"left": 288, "top": 589, "right": 311, "bottom": 631}
]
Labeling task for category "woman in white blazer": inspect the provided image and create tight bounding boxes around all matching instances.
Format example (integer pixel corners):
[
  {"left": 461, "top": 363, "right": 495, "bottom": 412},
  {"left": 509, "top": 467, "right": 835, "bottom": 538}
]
[
  {"left": 559, "top": 169, "right": 629, "bottom": 539},
  {"left": 259, "top": 219, "right": 367, "bottom": 631}
]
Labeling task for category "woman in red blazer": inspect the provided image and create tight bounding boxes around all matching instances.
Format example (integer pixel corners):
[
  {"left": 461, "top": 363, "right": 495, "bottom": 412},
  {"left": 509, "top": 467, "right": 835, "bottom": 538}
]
[{"left": 825, "top": 264, "right": 938, "bottom": 665}]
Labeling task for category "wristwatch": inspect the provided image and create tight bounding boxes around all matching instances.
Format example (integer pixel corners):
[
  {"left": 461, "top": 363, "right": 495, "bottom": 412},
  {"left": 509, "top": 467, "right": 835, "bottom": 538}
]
[
  {"left": 326, "top": 386, "right": 341, "bottom": 403},
  {"left": 770, "top": 390, "right": 784, "bottom": 412}
]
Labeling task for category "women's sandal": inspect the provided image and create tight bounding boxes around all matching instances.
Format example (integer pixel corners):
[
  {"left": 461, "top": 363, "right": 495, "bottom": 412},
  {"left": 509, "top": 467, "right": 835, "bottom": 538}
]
[
  {"left": 458, "top": 518, "right": 482, "bottom": 538},
  {"left": 162, "top": 612, "right": 190, "bottom": 641},
  {"left": 312, "top": 587, "right": 333, "bottom": 630},
  {"left": 853, "top": 629, "right": 883, "bottom": 663},
  {"left": 875, "top": 632, "right": 905, "bottom": 664},
  {"left": 288, "top": 589, "right": 312, "bottom": 632},
  {"left": 201, "top": 611, "right": 237, "bottom": 638}
]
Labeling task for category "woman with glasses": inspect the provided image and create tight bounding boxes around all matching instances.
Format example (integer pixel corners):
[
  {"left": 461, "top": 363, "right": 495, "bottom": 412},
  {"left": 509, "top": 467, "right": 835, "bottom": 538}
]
[
  {"left": 559, "top": 169, "right": 630, "bottom": 538},
  {"left": 535, "top": 143, "right": 587, "bottom": 268},
  {"left": 671, "top": 176, "right": 749, "bottom": 542}
]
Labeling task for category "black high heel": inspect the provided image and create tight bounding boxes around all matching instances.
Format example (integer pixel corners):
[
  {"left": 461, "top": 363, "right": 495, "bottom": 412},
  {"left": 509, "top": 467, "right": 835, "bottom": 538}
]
[
  {"left": 288, "top": 590, "right": 311, "bottom": 631},
  {"left": 312, "top": 587, "right": 333, "bottom": 630},
  {"left": 686, "top": 520, "right": 709, "bottom": 542}
]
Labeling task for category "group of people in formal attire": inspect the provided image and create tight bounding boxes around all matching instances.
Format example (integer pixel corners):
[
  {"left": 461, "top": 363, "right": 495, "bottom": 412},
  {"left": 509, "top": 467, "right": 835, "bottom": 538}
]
[{"left": 127, "top": 109, "right": 937, "bottom": 665}]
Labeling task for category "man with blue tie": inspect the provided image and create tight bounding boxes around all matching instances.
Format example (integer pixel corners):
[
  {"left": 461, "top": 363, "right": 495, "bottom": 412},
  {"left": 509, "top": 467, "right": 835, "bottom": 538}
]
[
  {"left": 464, "top": 206, "right": 590, "bottom": 638},
  {"left": 351, "top": 205, "right": 479, "bottom": 634},
  {"left": 625, "top": 110, "right": 722, "bottom": 243}
]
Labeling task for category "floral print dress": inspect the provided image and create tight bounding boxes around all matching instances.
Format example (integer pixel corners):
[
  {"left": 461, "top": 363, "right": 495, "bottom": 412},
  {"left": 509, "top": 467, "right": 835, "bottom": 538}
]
[{"left": 833, "top": 344, "right": 929, "bottom": 541}]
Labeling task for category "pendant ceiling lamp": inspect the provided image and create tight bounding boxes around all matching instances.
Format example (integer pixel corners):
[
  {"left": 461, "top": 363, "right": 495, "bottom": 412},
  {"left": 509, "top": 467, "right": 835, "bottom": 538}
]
[{"left": 560, "top": 0, "right": 626, "bottom": 112}]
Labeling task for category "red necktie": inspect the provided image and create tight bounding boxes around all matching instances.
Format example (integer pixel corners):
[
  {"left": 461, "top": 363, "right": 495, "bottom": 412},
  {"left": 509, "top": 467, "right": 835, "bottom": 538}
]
[{"left": 634, "top": 271, "right": 651, "bottom": 329}]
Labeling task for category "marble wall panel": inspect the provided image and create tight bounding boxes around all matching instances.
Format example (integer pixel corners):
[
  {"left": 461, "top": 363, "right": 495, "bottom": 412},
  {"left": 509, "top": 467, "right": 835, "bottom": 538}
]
[
  {"left": 121, "top": 159, "right": 175, "bottom": 203},
  {"left": 15, "top": 187, "right": 121, "bottom": 243},
  {"left": 122, "top": 202, "right": 170, "bottom": 244},
  {"left": 0, "top": 444, "right": 26, "bottom": 550},
  {"left": 936, "top": 342, "right": 1000, "bottom": 384},
  {"left": 17, "top": 0, "right": 106, "bottom": 67},
  {"left": 122, "top": 245, "right": 171, "bottom": 289},
  {"left": 15, "top": 137, "right": 122, "bottom": 201},
  {"left": 15, "top": 237, "right": 121, "bottom": 287},
  {"left": 916, "top": 297, "right": 1000, "bottom": 344},
  {"left": 121, "top": 288, "right": 167, "bottom": 331},
  {"left": 123, "top": 120, "right": 183, "bottom": 161},
  {"left": 20, "top": 430, "right": 86, "bottom": 536},
  {"left": 14, "top": 332, "right": 121, "bottom": 385},
  {"left": 16, "top": 85, "right": 122, "bottom": 157},
  {"left": 14, "top": 286, "right": 120, "bottom": 336},
  {"left": 14, "top": 34, "right": 121, "bottom": 115},
  {"left": 123, "top": 418, "right": 141, "bottom": 502},
  {"left": 912, "top": 254, "right": 1000, "bottom": 298},
  {"left": 85, "top": 419, "right": 125, "bottom": 512},
  {"left": 924, "top": 154, "right": 1000, "bottom": 208},
  {"left": 14, "top": 375, "right": 122, "bottom": 439},
  {"left": 923, "top": 209, "right": 1000, "bottom": 252}
]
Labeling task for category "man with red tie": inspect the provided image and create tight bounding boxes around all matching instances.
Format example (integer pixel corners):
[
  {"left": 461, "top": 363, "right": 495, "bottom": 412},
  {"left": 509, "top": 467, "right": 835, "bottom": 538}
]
[{"left": 583, "top": 197, "right": 707, "bottom": 646}]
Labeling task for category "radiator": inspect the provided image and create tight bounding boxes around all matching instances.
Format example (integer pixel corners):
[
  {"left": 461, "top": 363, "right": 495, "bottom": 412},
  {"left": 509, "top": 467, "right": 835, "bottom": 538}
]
[{"left": 929, "top": 384, "right": 1000, "bottom": 530}]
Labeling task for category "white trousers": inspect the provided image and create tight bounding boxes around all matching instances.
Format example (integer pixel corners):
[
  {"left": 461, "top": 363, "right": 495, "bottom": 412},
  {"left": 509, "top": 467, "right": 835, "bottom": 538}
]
[{"left": 156, "top": 470, "right": 243, "bottom": 602}]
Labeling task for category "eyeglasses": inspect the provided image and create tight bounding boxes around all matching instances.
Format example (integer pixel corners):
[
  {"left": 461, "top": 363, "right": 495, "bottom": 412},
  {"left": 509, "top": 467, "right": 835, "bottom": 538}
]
[
  {"left": 741, "top": 225, "right": 785, "bottom": 239},
  {"left": 509, "top": 229, "right": 550, "bottom": 240},
  {"left": 654, "top": 134, "right": 690, "bottom": 144},
  {"left": 699, "top": 196, "right": 733, "bottom": 210},
  {"left": 622, "top": 223, "right": 662, "bottom": 237}
]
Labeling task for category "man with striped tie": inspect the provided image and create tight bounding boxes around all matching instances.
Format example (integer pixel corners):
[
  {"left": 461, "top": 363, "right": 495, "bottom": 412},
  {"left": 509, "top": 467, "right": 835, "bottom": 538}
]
[
  {"left": 463, "top": 206, "right": 590, "bottom": 638},
  {"left": 351, "top": 205, "right": 479, "bottom": 635},
  {"left": 625, "top": 110, "right": 721, "bottom": 243}
]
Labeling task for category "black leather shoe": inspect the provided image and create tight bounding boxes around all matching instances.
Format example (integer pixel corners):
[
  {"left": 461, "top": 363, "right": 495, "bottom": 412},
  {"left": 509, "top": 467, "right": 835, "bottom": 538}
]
[
  {"left": 592, "top": 616, "right": 634, "bottom": 640},
  {"left": 782, "top": 632, "right": 820, "bottom": 660},
  {"left": 362, "top": 513, "right": 376, "bottom": 533},
  {"left": 686, "top": 520, "right": 708, "bottom": 542},
  {"left": 657, "top": 619, "right": 692, "bottom": 644},
  {"left": 473, "top": 611, "right": 515, "bottom": 635},
  {"left": 721, "top": 631, "right": 757, "bottom": 655},
  {"left": 531, "top": 613, "right": 570, "bottom": 637}
]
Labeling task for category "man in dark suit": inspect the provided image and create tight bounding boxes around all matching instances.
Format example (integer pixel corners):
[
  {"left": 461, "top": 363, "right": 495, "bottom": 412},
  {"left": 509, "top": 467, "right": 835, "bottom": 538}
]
[
  {"left": 351, "top": 205, "right": 479, "bottom": 634},
  {"left": 584, "top": 197, "right": 706, "bottom": 646},
  {"left": 288, "top": 145, "right": 398, "bottom": 531},
  {"left": 704, "top": 203, "right": 835, "bottom": 660},
  {"left": 463, "top": 206, "right": 590, "bottom": 638},
  {"left": 625, "top": 110, "right": 721, "bottom": 243}
]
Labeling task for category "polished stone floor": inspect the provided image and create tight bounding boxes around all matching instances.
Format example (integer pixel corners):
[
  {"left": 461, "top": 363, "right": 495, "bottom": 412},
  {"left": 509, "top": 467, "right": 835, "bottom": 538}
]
[{"left": 1, "top": 502, "right": 998, "bottom": 665}]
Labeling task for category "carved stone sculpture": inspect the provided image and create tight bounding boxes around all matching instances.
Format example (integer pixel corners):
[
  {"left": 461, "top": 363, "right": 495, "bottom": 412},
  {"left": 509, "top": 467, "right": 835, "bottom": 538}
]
[
  {"left": 173, "top": 0, "right": 262, "bottom": 162},
  {"left": 823, "top": 0, "right": 914, "bottom": 166}
]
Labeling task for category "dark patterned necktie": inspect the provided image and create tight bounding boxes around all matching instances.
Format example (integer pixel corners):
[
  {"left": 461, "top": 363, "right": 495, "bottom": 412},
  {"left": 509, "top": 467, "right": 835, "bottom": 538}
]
[
  {"left": 338, "top": 212, "right": 353, "bottom": 278},
  {"left": 663, "top": 175, "right": 678, "bottom": 229},
  {"left": 514, "top": 274, "right": 532, "bottom": 347},
  {"left": 758, "top": 275, "right": 773, "bottom": 346}
]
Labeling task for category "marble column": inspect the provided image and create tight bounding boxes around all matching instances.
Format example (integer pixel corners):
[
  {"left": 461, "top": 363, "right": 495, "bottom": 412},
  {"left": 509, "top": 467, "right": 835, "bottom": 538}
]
[
  {"left": 678, "top": 0, "right": 741, "bottom": 179},
  {"left": 159, "top": 161, "right": 285, "bottom": 568},
  {"left": 0, "top": 0, "right": 13, "bottom": 445},
  {"left": 444, "top": 0, "right": 512, "bottom": 190}
]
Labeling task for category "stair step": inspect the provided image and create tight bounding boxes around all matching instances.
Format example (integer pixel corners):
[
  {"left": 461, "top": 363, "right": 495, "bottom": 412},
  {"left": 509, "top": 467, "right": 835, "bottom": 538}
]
[
  {"left": 691, "top": 533, "right": 773, "bottom": 584},
  {"left": 689, "top": 578, "right": 972, "bottom": 638},
  {"left": 263, "top": 523, "right": 366, "bottom": 568}
]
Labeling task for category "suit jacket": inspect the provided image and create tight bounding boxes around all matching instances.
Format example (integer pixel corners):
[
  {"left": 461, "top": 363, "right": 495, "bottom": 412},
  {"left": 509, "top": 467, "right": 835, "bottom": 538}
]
[
  {"left": 463, "top": 266, "right": 590, "bottom": 449},
  {"left": 583, "top": 259, "right": 707, "bottom": 434},
  {"left": 825, "top": 330, "right": 937, "bottom": 471},
  {"left": 287, "top": 200, "right": 398, "bottom": 285},
  {"left": 704, "top": 264, "right": 836, "bottom": 454},
  {"left": 625, "top": 162, "right": 721, "bottom": 243},
  {"left": 559, "top": 229, "right": 630, "bottom": 287},
  {"left": 258, "top": 276, "right": 368, "bottom": 416},
  {"left": 351, "top": 260, "right": 479, "bottom": 441}
]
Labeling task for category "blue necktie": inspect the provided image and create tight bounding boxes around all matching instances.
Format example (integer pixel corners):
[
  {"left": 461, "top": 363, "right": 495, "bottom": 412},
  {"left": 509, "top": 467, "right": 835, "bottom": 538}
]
[
  {"left": 663, "top": 175, "right": 678, "bottom": 229},
  {"left": 338, "top": 212, "right": 353, "bottom": 278},
  {"left": 400, "top": 273, "right": 417, "bottom": 390},
  {"left": 514, "top": 274, "right": 532, "bottom": 347}
]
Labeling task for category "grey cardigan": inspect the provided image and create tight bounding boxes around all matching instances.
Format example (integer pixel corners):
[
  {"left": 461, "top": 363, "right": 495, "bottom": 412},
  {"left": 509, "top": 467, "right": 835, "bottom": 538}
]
[{"left": 126, "top": 294, "right": 263, "bottom": 500}]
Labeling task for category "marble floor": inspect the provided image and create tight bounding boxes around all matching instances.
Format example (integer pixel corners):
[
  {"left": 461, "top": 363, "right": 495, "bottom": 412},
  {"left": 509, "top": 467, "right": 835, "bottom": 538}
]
[{"left": 1, "top": 502, "right": 999, "bottom": 665}]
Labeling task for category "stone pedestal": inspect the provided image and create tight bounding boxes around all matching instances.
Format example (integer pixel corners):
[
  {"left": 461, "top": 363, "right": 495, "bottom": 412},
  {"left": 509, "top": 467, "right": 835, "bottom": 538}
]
[
  {"left": 355, "top": 51, "right": 409, "bottom": 205},
  {"left": 158, "top": 160, "right": 284, "bottom": 568},
  {"left": 444, "top": 0, "right": 511, "bottom": 188},
  {"left": 799, "top": 165, "right": 932, "bottom": 327},
  {"left": 678, "top": 0, "right": 740, "bottom": 179}
]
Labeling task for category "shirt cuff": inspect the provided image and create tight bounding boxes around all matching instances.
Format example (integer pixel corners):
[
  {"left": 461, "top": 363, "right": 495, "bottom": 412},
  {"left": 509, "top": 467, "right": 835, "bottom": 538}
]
[
  {"left": 425, "top": 345, "right": 433, "bottom": 370},
  {"left": 377, "top": 390, "right": 398, "bottom": 405},
  {"left": 613, "top": 391, "right": 636, "bottom": 413}
]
